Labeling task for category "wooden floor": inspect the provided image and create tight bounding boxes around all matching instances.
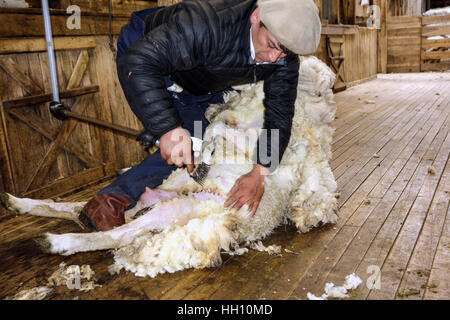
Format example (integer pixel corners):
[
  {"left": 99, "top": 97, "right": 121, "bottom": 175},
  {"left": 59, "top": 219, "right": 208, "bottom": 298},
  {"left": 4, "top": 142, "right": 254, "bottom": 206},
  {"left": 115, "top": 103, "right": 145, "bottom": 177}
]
[{"left": 1, "top": 72, "right": 449, "bottom": 300}]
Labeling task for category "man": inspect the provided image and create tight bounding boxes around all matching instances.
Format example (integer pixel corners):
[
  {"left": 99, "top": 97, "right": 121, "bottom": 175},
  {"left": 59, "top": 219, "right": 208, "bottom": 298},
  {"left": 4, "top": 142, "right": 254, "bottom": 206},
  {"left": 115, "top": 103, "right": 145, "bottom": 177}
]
[{"left": 79, "top": 0, "right": 321, "bottom": 231}]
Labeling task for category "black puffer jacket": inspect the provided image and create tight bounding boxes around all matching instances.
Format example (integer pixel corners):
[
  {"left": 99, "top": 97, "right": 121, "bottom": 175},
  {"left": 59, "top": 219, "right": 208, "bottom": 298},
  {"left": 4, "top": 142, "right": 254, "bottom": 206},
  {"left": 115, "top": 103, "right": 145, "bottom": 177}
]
[{"left": 117, "top": 0, "right": 299, "bottom": 168}]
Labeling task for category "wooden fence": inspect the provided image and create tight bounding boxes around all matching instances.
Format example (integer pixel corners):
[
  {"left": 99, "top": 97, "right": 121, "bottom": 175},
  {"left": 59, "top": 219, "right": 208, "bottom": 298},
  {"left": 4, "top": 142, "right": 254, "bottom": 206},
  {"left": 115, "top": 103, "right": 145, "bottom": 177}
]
[{"left": 387, "top": 14, "right": 450, "bottom": 73}]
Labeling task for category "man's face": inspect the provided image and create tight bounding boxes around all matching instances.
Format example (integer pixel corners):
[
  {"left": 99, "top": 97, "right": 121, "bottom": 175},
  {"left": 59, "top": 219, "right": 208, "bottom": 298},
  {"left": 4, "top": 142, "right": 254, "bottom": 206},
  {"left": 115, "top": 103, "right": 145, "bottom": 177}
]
[{"left": 250, "top": 9, "right": 288, "bottom": 63}]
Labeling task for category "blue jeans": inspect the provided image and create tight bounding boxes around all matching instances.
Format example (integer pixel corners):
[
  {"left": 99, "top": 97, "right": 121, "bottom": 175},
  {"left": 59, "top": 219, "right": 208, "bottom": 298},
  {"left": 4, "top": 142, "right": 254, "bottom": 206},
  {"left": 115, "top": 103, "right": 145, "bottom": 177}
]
[{"left": 99, "top": 7, "right": 229, "bottom": 206}]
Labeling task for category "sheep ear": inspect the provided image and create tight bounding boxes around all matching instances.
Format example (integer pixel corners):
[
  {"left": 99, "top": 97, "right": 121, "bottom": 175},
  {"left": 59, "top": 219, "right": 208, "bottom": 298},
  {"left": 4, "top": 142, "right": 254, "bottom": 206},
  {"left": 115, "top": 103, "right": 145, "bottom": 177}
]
[{"left": 145, "top": 186, "right": 151, "bottom": 192}]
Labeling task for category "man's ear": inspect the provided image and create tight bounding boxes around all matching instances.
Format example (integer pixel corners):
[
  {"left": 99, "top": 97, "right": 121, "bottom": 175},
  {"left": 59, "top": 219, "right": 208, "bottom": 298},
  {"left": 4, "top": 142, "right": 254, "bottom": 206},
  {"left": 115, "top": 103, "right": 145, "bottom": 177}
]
[{"left": 249, "top": 8, "right": 259, "bottom": 24}]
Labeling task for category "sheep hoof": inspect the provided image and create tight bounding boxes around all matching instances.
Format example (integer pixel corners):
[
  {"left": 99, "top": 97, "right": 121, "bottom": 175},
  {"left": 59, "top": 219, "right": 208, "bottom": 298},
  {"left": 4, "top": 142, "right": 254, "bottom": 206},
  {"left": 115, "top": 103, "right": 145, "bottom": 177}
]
[
  {"left": 34, "top": 235, "right": 52, "bottom": 254},
  {"left": 0, "top": 192, "right": 10, "bottom": 210}
]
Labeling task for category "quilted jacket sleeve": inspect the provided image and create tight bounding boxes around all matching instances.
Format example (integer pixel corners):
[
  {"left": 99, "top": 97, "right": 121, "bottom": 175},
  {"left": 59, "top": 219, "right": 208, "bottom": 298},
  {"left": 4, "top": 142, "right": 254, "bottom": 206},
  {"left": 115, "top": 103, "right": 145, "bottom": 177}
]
[
  {"left": 117, "top": 3, "right": 218, "bottom": 137},
  {"left": 256, "top": 55, "right": 299, "bottom": 170}
]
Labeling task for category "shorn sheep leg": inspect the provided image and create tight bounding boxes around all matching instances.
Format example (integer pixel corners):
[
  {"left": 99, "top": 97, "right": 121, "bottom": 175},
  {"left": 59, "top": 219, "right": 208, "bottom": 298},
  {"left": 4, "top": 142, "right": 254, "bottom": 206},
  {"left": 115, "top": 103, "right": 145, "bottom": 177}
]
[
  {"left": 36, "top": 196, "right": 225, "bottom": 256},
  {"left": 0, "top": 192, "right": 85, "bottom": 224},
  {"left": 0, "top": 188, "right": 180, "bottom": 224}
]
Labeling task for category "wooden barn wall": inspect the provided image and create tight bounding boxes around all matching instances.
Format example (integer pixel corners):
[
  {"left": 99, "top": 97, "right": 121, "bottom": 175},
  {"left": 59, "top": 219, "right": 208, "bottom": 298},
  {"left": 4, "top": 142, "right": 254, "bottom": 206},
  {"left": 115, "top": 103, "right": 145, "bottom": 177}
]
[
  {"left": 16, "top": 0, "right": 156, "bottom": 14},
  {"left": 387, "top": 14, "right": 450, "bottom": 73},
  {"left": 0, "top": 7, "right": 156, "bottom": 197},
  {"left": 315, "top": 27, "right": 378, "bottom": 84},
  {"left": 388, "top": 0, "right": 427, "bottom": 16},
  {"left": 387, "top": 15, "right": 422, "bottom": 72}
]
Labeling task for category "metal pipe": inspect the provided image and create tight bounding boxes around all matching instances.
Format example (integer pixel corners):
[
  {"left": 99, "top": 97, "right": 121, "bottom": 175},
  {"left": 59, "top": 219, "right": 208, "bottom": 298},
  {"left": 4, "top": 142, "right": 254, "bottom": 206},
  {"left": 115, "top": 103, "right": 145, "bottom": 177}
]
[
  {"left": 41, "top": 0, "right": 60, "bottom": 102},
  {"left": 63, "top": 110, "right": 141, "bottom": 137}
]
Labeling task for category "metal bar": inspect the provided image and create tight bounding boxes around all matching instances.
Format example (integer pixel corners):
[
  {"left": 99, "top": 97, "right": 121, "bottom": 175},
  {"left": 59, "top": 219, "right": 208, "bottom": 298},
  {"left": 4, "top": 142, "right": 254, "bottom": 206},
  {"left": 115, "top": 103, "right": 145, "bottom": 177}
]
[
  {"left": 3, "top": 85, "right": 99, "bottom": 109},
  {"left": 41, "top": 0, "right": 59, "bottom": 102},
  {"left": 63, "top": 110, "right": 141, "bottom": 137}
]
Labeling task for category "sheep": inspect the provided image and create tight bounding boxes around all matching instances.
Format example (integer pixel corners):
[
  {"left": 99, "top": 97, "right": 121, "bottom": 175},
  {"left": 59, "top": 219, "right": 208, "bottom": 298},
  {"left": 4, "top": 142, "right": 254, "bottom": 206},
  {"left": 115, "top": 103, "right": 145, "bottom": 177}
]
[{"left": 0, "top": 56, "right": 338, "bottom": 278}]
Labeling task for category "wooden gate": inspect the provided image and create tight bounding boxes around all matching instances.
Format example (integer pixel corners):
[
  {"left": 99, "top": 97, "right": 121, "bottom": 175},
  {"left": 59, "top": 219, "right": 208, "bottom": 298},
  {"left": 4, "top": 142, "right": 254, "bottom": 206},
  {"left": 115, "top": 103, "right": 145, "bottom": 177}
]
[
  {"left": 0, "top": 7, "right": 150, "bottom": 198},
  {"left": 387, "top": 14, "right": 450, "bottom": 72},
  {"left": 421, "top": 14, "right": 450, "bottom": 71}
]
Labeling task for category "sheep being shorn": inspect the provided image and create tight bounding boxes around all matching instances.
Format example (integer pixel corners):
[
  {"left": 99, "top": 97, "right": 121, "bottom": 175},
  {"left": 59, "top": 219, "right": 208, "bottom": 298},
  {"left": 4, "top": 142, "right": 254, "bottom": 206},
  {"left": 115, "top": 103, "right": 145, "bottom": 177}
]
[{"left": 0, "top": 56, "right": 338, "bottom": 278}]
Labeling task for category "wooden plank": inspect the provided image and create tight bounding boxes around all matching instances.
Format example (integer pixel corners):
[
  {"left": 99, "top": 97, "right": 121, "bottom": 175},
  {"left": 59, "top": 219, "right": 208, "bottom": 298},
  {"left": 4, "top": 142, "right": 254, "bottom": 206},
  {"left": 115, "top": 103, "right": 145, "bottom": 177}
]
[
  {"left": 346, "top": 75, "right": 377, "bottom": 88},
  {"left": 387, "top": 65, "right": 421, "bottom": 73},
  {"left": 341, "top": 0, "right": 355, "bottom": 25},
  {"left": 66, "top": 50, "right": 89, "bottom": 91},
  {"left": 335, "top": 81, "right": 446, "bottom": 224},
  {"left": 0, "top": 36, "right": 96, "bottom": 54},
  {"left": 194, "top": 229, "right": 299, "bottom": 300},
  {"left": 332, "top": 83, "right": 438, "bottom": 218},
  {"left": 387, "top": 23, "right": 423, "bottom": 30},
  {"left": 396, "top": 151, "right": 450, "bottom": 299},
  {"left": 422, "top": 15, "right": 450, "bottom": 26},
  {"left": 423, "top": 204, "right": 450, "bottom": 299},
  {"left": 387, "top": 16, "right": 422, "bottom": 24},
  {"left": 388, "top": 46, "right": 421, "bottom": 55},
  {"left": 338, "top": 98, "right": 450, "bottom": 300},
  {"left": 367, "top": 114, "right": 450, "bottom": 299},
  {"left": 2, "top": 85, "right": 99, "bottom": 109},
  {"left": 178, "top": 253, "right": 259, "bottom": 300},
  {"left": 50, "top": 0, "right": 158, "bottom": 16},
  {"left": 332, "top": 76, "right": 438, "bottom": 151},
  {"left": 331, "top": 79, "right": 442, "bottom": 188},
  {"left": 0, "top": 56, "right": 42, "bottom": 95},
  {"left": 422, "top": 25, "right": 450, "bottom": 37},
  {"left": 332, "top": 80, "right": 419, "bottom": 151},
  {"left": 422, "top": 50, "right": 450, "bottom": 60},
  {"left": 91, "top": 37, "right": 119, "bottom": 165},
  {"left": 389, "top": 37, "right": 421, "bottom": 46},
  {"left": 22, "top": 162, "right": 116, "bottom": 199},
  {"left": 0, "top": 6, "right": 135, "bottom": 17},
  {"left": 334, "top": 82, "right": 443, "bottom": 196},
  {"left": 24, "top": 95, "right": 91, "bottom": 192},
  {"left": 422, "top": 38, "right": 450, "bottom": 48},
  {"left": 7, "top": 108, "right": 101, "bottom": 167},
  {"left": 0, "top": 55, "right": 28, "bottom": 194},
  {"left": 421, "top": 61, "right": 450, "bottom": 71},
  {"left": 322, "top": 25, "right": 358, "bottom": 35},
  {"left": 388, "top": 54, "right": 421, "bottom": 65},
  {"left": 0, "top": 106, "right": 15, "bottom": 194},
  {"left": 331, "top": 86, "right": 418, "bottom": 169},
  {"left": 388, "top": 29, "right": 421, "bottom": 38},
  {"left": 0, "top": 13, "right": 130, "bottom": 37},
  {"left": 344, "top": 84, "right": 450, "bottom": 300},
  {"left": 332, "top": 77, "right": 422, "bottom": 147}
]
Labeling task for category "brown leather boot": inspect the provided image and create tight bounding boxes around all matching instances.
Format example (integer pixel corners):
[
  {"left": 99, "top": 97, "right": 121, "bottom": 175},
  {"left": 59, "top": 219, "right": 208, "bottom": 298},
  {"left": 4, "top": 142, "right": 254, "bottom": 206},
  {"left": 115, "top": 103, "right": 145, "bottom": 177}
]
[{"left": 79, "top": 194, "right": 132, "bottom": 231}]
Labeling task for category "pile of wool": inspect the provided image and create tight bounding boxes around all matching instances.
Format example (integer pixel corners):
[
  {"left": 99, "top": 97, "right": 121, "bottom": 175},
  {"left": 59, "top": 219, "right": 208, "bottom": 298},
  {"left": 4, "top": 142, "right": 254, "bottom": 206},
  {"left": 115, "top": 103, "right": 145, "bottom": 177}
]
[
  {"left": 307, "top": 273, "right": 362, "bottom": 300},
  {"left": 6, "top": 262, "right": 101, "bottom": 300}
]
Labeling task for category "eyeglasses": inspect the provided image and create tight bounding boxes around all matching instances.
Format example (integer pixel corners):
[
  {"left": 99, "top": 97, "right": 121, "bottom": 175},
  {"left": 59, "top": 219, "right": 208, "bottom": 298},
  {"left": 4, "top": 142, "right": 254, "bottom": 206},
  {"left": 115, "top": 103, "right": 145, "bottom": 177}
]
[
  {"left": 260, "top": 21, "right": 295, "bottom": 57},
  {"left": 268, "top": 39, "right": 292, "bottom": 56}
]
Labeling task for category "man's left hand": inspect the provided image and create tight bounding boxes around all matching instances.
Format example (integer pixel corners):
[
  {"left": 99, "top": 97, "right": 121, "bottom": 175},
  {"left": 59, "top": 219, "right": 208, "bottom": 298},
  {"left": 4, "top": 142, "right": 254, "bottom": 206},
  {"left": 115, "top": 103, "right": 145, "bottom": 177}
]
[{"left": 225, "top": 164, "right": 270, "bottom": 216}]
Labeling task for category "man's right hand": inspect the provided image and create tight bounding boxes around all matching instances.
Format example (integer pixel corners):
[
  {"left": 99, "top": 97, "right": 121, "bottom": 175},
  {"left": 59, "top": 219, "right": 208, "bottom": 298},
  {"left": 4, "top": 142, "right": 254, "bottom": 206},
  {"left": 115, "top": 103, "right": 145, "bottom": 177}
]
[{"left": 159, "top": 126, "right": 194, "bottom": 173}]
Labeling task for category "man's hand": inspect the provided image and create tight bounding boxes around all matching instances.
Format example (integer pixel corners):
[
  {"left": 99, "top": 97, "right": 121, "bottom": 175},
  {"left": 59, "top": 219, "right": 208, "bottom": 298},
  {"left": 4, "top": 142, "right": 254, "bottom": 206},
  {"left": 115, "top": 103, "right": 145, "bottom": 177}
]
[
  {"left": 225, "top": 164, "right": 270, "bottom": 216},
  {"left": 159, "top": 126, "right": 194, "bottom": 173}
]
